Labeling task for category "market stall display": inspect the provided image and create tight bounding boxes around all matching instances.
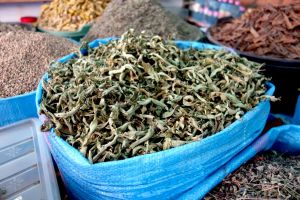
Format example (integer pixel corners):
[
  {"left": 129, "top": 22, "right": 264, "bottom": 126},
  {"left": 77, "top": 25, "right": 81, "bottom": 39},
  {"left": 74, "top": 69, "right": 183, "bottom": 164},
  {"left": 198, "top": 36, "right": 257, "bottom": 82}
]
[
  {"left": 83, "top": 0, "right": 203, "bottom": 42},
  {"left": 0, "top": 1, "right": 299, "bottom": 199}
]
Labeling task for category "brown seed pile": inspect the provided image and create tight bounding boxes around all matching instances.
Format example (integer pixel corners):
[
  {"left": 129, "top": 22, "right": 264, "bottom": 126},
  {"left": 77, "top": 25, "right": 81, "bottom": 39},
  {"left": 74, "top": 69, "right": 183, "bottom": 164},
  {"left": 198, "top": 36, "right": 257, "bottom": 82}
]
[
  {"left": 210, "top": 3, "right": 300, "bottom": 59},
  {"left": 83, "top": 0, "right": 202, "bottom": 42},
  {"left": 0, "top": 22, "right": 34, "bottom": 32},
  {"left": 0, "top": 32, "right": 78, "bottom": 98},
  {"left": 205, "top": 152, "right": 300, "bottom": 200}
]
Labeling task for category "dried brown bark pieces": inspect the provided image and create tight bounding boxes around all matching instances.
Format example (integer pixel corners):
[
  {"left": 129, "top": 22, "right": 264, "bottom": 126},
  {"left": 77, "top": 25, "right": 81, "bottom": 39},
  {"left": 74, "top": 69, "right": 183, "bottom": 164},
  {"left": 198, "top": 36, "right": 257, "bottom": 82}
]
[{"left": 210, "top": 3, "right": 300, "bottom": 59}]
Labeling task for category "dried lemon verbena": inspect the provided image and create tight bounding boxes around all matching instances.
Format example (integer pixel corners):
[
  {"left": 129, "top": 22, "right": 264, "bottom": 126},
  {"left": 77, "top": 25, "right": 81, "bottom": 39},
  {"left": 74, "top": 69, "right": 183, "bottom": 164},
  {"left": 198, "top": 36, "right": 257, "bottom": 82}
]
[
  {"left": 38, "top": 0, "right": 110, "bottom": 31},
  {"left": 40, "top": 30, "right": 275, "bottom": 163}
]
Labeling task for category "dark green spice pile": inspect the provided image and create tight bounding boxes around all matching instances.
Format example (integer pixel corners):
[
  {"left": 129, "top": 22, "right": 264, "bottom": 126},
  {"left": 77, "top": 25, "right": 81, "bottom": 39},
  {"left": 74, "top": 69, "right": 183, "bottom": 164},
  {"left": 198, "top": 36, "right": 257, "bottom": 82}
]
[
  {"left": 40, "top": 30, "right": 272, "bottom": 163},
  {"left": 205, "top": 152, "right": 300, "bottom": 200}
]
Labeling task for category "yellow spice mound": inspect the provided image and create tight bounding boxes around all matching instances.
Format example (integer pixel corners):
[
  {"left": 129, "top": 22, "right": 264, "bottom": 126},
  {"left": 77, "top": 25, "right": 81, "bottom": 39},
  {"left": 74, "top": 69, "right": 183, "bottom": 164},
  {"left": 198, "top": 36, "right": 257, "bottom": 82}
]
[{"left": 38, "top": 0, "right": 110, "bottom": 31}]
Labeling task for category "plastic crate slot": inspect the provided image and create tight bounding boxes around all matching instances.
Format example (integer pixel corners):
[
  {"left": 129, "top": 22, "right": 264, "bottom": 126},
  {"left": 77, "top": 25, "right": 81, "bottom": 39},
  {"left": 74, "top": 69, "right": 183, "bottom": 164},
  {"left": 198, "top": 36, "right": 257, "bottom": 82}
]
[
  {"left": 0, "top": 165, "right": 40, "bottom": 199},
  {"left": 0, "top": 139, "right": 34, "bottom": 165}
]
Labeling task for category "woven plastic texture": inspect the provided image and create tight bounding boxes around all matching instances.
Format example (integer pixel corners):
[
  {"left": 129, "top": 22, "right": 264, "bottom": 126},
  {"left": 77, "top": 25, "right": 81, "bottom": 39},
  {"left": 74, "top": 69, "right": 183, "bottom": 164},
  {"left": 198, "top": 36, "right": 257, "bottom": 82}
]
[
  {"left": 0, "top": 92, "right": 37, "bottom": 127},
  {"left": 179, "top": 124, "right": 300, "bottom": 199},
  {"left": 183, "top": 97, "right": 300, "bottom": 199},
  {"left": 266, "top": 95, "right": 300, "bottom": 155},
  {"left": 36, "top": 39, "right": 275, "bottom": 200}
]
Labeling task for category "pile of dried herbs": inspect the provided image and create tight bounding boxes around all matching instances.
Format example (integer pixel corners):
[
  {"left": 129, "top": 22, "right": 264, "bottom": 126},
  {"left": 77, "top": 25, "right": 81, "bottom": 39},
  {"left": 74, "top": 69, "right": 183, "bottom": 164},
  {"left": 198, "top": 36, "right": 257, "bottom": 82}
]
[
  {"left": 82, "top": 0, "right": 202, "bottom": 42},
  {"left": 210, "top": 3, "right": 300, "bottom": 59},
  {"left": 40, "top": 30, "right": 272, "bottom": 163},
  {"left": 205, "top": 152, "right": 300, "bottom": 200}
]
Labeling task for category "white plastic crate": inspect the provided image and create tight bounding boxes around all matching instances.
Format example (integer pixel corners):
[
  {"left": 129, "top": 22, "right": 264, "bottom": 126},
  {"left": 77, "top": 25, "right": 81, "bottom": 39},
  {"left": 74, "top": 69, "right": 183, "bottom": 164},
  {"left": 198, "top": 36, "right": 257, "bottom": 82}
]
[{"left": 0, "top": 119, "right": 60, "bottom": 200}]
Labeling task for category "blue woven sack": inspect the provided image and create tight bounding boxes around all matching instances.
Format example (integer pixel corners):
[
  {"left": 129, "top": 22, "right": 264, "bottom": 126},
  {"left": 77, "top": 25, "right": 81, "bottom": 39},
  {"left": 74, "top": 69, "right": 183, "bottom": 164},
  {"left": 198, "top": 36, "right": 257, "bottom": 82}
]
[
  {"left": 182, "top": 95, "right": 300, "bottom": 199},
  {"left": 36, "top": 39, "right": 275, "bottom": 200},
  {"left": 0, "top": 91, "right": 37, "bottom": 127}
]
